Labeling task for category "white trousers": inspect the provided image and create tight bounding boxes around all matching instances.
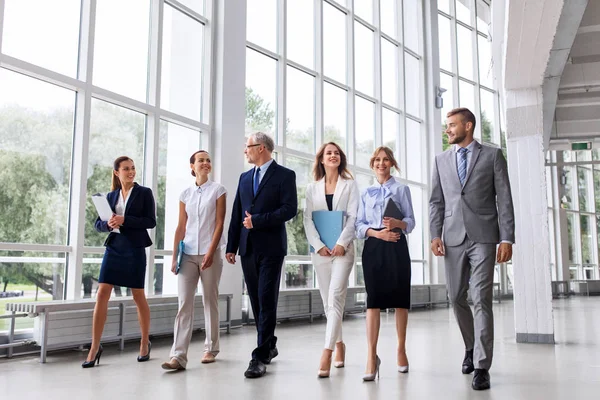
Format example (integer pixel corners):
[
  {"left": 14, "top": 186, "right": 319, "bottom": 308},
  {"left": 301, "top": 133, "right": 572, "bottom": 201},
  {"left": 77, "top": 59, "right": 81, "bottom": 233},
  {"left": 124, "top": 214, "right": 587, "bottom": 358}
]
[
  {"left": 312, "top": 253, "right": 354, "bottom": 350},
  {"left": 170, "top": 253, "right": 223, "bottom": 368}
]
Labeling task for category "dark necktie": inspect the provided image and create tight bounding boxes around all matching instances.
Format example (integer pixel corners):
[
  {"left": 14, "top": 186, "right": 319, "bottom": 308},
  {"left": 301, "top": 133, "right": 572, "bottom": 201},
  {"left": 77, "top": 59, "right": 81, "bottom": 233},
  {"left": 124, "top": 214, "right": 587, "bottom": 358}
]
[
  {"left": 458, "top": 147, "right": 468, "bottom": 186},
  {"left": 253, "top": 167, "right": 261, "bottom": 195}
]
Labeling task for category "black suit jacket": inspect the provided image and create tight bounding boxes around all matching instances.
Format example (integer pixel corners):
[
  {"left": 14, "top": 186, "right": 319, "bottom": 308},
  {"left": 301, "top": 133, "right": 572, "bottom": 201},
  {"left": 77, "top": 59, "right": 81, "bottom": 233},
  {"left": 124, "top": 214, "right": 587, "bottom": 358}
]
[
  {"left": 95, "top": 183, "right": 156, "bottom": 248},
  {"left": 226, "top": 161, "right": 297, "bottom": 257}
]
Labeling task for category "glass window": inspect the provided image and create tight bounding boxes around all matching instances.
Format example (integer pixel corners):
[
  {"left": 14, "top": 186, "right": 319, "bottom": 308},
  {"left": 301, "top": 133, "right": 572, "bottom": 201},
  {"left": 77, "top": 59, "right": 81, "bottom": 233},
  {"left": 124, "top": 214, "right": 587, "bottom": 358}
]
[
  {"left": 440, "top": 72, "right": 455, "bottom": 119},
  {"left": 380, "top": 0, "right": 399, "bottom": 40},
  {"left": 0, "top": 69, "right": 75, "bottom": 245},
  {"left": 438, "top": 15, "right": 453, "bottom": 72},
  {"left": 476, "top": 0, "right": 491, "bottom": 33},
  {"left": 546, "top": 166, "right": 554, "bottom": 208},
  {"left": 567, "top": 212, "right": 578, "bottom": 263},
  {"left": 286, "top": 156, "right": 313, "bottom": 258},
  {"left": 581, "top": 214, "right": 594, "bottom": 265},
  {"left": 459, "top": 80, "right": 475, "bottom": 111},
  {"left": 245, "top": 49, "right": 278, "bottom": 138},
  {"left": 382, "top": 108, "right": 399, "bottom": 151},
  {"left": 438, "top": 0, "right": 451, "bottom": 14},
  {"left": 93, "top": 0, "right": 151, "bottom": 102},
  {"left": 406, "top": 119, "right": 422, "bottom": 182},
  {"left": 480, "top": 89, "right": 496, "bottom": 144},
  {"left": 381, "top": 39, "right": 399, "bottom": 108},
  {"left": 594, "top": 168, "right": 600, "bottom": 211},
  {"left": 456, "top": 0, "right": 473, "bottom": 25},
  {"left": 284, "top": 261, "right": 315, "bottom": 289},
  {"left": 286, "top": 66, "right": 315, "bottom": 153},
  {"left": 354, "top": 22, "right": 374, "bottom": 97},
  {"left": 355, "top": 96, "right": 375, "bottom": 168},
  {"left": 407, "top": 185, "right": 423, "bottom": 260},
  {"left": 177, "top": 0, "right": 205, "bottom": 15},
  {"left": 562, "top": 166, "right": 575, "bottom": 210},
  {"left": 412, "top": 263, "right": 424, "bottom": 285},
  {"left": 161, "top": 5, "right": 205, "bottom": 121},
  {"left": 324, "top": 83, "right": 348, "bottom": 151},
  {"left": 457, "top": 25, "right": 474, "bottom": 80},
  {"left": 85, "top": 99, "right": 145, "bottom": 247},
  {"left": 478, "top": 34, "right": 493, "bottom": 88},
  {"left": 2, "top": 0, "right": 81, "bottom": 77},
  {"left": 323, "top": 2, "right": 347, "bottom": 84},
  {"left": 356, "top": 172, "right": 375, "bottom": 191},
  {"left": 405, "top": 54, "right": 421, "bottom": 117},
  {"left": 287, "top": 0, "right": 314, "bottom": 68},
  {"left": 354, "top": 0, "right": 373, "bottom": 24},
  {"left": 403, "top": 0, "right": 420, "bottom": 53},
  {"left": 578, "top": 166, "right": 594, "bottom": 213},
  {"left": 246, "top": 0, "right": 277, "bottom": 52}
]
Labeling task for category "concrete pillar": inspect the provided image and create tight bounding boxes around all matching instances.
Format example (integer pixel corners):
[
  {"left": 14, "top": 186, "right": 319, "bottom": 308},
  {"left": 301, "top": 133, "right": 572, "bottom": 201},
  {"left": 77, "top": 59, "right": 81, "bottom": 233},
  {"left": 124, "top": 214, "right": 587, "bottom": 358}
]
[
  {"left": 211, "top": 0, "right": 247, "bottom": 325},
  {"left": 505, "top": 88, "right": 555, "bottom": 344}
]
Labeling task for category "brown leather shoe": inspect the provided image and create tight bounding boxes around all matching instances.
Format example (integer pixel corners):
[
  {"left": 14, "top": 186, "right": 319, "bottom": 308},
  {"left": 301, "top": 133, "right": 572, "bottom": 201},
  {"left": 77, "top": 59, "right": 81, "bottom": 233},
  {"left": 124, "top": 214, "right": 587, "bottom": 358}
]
[
  {"left": 201, "top": 353, "right": 216, "bottom": 364},
  {"left": 161, "top": 358, "right": 185, "bottom": 371}
]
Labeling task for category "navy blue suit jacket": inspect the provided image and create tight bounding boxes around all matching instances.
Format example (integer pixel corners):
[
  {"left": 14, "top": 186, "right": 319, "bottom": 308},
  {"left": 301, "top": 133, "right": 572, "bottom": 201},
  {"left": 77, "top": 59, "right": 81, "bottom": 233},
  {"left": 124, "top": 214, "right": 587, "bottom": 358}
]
[
  {"left": 95, "top": 183, "right": 156, "bottom": 248},
  {"left": 226, "top": 161, "right": 297, "bottom": 257}
]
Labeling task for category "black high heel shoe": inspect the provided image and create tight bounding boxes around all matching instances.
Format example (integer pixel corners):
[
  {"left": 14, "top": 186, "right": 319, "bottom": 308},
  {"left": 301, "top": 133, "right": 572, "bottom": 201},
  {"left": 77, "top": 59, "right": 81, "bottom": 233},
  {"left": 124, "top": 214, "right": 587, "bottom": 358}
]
[
  {"left": 82, "top": 345, "right": 103, "bottom": 368},
  {"left": 137, "top": 341, "right": 152, "bottom": 362}
]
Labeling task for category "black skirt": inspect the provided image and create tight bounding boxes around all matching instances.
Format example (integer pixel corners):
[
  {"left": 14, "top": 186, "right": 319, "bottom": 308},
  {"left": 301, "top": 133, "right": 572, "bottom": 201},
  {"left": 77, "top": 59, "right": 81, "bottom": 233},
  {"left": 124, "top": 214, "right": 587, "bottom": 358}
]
[
  {"left": 361, "top": 233, "right": 411, "bottom": 309},
  {"left": 99, "top": 234, "right": 147, "bottom": 289}
]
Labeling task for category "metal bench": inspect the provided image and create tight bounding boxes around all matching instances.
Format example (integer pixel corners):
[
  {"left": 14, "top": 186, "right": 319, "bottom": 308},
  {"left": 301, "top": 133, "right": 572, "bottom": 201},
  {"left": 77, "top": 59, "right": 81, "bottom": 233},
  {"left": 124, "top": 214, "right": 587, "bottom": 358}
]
[{"left": 4, "top": 293, "right": 232, "bottom": 363}]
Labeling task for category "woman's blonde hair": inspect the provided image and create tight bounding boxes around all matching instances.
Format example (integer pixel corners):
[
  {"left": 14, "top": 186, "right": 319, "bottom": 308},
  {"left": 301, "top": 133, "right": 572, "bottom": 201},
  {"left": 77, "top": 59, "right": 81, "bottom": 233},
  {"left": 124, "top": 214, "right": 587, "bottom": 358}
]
[{"left": 369, "top": 146, "right": 399, "bottom": 171}]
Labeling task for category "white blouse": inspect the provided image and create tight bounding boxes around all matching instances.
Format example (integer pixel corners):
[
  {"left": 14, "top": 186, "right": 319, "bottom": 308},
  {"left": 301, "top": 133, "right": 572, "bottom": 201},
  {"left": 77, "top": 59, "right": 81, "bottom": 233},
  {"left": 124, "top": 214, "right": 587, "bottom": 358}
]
[
  {"left": 179, "top": 180, "right": 227, "bottom": 255},
  {"left": 112, "top": 189, "right": 131, "bottom": 234}
]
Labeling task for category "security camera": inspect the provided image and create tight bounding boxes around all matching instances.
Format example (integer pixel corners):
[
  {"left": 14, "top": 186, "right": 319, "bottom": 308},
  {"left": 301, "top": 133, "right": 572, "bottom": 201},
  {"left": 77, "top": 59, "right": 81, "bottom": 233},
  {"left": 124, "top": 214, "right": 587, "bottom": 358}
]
[{"left": 435, "top": 86, "right": 447, "bottom": 109}]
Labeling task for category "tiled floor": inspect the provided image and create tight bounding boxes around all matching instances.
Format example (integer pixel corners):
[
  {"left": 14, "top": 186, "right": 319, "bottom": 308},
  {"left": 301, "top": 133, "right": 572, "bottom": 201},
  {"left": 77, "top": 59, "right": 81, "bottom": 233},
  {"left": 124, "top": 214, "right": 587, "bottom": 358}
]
[{"left": 1, "top": 297, "right": 599, "bottom": 399}]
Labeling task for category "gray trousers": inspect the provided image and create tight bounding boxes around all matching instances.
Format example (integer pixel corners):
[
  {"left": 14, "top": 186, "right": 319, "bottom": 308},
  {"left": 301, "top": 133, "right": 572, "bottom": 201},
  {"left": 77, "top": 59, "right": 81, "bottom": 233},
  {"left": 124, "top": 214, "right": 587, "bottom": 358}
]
[
  {"left": 445, "top": 238, "right": 496, "bottom": 370},
  {"left": 170, "top": 253, "right": 223, "bottom": 368}
]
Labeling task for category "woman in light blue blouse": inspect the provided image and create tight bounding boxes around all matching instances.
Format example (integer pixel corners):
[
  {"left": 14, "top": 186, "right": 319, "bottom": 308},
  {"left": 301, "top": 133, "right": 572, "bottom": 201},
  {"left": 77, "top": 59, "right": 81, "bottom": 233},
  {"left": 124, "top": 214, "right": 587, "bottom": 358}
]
[{"left": 355, "top": 146, "right": 415, "bottom": 381}]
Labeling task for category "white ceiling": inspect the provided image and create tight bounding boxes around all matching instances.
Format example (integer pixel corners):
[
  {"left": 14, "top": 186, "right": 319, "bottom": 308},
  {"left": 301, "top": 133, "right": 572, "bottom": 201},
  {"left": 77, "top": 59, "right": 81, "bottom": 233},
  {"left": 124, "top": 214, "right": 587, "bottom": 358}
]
[{"left": 552, "top": 0, "right": 600, "bottom": 142}]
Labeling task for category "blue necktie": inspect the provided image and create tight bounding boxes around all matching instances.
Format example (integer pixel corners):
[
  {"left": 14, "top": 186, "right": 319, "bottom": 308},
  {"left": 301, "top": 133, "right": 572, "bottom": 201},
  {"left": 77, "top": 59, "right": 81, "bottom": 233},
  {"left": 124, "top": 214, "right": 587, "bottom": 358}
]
[
  {"left": 457, "top": 148, "right": 468, "bottom": 186},
  {"left": 253, "top": 167, "right": 260, "bottom": 195}
]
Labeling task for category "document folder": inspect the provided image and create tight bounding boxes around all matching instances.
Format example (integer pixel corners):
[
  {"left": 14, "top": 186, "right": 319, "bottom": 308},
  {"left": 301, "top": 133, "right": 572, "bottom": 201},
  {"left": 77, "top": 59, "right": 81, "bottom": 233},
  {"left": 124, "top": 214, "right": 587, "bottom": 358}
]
[
  {"left": 92, "top": 193, "right": 113, "bottom": 222},
  {"left": 383, "top": 199, "right": 404, "bottom": 233},
  {"left": 310, "top": 210, "right": 344, "bottom": 252},
  {"left": 176, "top": 240, "right": 185, "bottom": 274}
]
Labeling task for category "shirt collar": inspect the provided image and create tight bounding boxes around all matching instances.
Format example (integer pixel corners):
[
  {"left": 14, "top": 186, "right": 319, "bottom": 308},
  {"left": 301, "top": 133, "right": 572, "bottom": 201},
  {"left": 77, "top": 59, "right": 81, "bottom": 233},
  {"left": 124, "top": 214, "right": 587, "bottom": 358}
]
[
  {"left": 194, "top": 180, "right": 212, "bottom": 192},
  {"left": 256, "top": 158, "right": 275, "bottom": 172},
  {"left": 453, "top": 140, "right": 477, "bottom": 153}
]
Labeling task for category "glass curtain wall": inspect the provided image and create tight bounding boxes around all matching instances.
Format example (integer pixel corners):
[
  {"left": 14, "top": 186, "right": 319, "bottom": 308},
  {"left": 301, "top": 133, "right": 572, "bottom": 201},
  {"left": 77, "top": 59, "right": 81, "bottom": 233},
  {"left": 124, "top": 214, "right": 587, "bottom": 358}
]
[
  {"left": 0, "top": 0, "right": 212, "bottom": 331},
  {"left": 245, "top": 0, "right": 428, "bottom": 289}
]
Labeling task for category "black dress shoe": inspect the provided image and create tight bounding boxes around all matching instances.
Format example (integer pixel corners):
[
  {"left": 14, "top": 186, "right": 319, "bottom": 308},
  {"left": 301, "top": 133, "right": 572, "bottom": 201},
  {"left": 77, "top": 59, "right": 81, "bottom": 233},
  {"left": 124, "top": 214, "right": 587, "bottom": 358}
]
[
  {"left": 137, "top": 341, "right": 152, "bottom": 362},
  {"left": 462, "top": 349, "right": 474, "bottom": 374},
  {"left": 244, "top": 359, "right": 267, "bottom": 378},
  {"left": 82, "top": 345, "right": 103, "bottom": 368},
  {"left": 264, "top": 347, "right": 278, "bottom": 364},
  {"left": 472, "top": 369, "right": 491, "bottom": 390}
]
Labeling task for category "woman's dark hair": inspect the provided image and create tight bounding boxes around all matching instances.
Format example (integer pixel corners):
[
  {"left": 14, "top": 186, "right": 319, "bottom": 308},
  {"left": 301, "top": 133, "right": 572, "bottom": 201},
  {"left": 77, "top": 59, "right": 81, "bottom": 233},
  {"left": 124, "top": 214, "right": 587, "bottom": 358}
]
[
  {"left": 112, "top": 156, "right": 134, "bottom": 191},
  {"left": 189, "top": 150, "right": 209, "bottom": 177},
  {"left": 313, "top": 142, "right": 353, "bottom": 181}
]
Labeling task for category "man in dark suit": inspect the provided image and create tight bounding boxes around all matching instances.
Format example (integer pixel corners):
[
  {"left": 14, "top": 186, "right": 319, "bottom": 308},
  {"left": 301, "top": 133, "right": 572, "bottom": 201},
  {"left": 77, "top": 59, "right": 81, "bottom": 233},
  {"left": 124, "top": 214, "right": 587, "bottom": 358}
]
[{"left": 226, "top": 132, "right": 297, "bottom": 378}]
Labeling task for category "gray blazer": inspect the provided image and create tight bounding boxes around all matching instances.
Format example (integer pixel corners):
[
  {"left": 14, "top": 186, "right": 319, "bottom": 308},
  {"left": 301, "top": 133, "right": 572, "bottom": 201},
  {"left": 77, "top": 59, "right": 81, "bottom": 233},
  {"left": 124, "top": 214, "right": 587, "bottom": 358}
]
[{"left": 429, "top": 141, "right": 515, "bottom": 247}]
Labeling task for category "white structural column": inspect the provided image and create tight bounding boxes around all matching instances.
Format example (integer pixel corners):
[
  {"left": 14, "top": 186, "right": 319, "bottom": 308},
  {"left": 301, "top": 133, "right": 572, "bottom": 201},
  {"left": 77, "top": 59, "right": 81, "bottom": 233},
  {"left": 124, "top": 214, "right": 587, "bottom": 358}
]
[
  {"left": 505, "top": 88, "right": 554, "bottom": 344},
  {"left": 211, "top": 0, "right": 247, "bottom": 324}
]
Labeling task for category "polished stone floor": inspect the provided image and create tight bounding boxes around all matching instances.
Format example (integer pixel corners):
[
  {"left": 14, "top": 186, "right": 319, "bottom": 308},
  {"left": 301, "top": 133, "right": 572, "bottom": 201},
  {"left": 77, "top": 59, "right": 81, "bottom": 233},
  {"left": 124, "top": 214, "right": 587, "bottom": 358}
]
[{"left": 1, "top": 297, "right": 599, "bottom": 400}]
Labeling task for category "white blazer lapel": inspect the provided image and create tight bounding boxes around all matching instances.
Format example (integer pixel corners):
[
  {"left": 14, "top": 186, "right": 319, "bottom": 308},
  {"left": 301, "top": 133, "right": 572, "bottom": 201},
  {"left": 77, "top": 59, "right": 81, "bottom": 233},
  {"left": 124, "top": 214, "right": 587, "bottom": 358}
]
[
  {"left": 332, "top": 176, "right": 347, "bottom": 211},
  {"left": 314, "top": 178, "right": 327, "bottom": 210}
]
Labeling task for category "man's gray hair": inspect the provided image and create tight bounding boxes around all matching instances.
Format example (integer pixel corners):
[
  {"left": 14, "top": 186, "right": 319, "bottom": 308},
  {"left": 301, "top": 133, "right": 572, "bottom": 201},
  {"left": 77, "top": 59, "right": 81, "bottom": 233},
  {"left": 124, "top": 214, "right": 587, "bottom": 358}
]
[{"left": 249, "top": 132, "right": 275, "bottom": 152}]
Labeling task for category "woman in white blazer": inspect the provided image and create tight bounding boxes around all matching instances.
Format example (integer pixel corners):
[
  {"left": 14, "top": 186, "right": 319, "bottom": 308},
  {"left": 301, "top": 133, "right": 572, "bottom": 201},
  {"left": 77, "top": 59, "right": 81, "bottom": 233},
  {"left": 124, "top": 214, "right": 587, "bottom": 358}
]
[{"left": 304, "top": 142, "right": 359, "bottom": 378}]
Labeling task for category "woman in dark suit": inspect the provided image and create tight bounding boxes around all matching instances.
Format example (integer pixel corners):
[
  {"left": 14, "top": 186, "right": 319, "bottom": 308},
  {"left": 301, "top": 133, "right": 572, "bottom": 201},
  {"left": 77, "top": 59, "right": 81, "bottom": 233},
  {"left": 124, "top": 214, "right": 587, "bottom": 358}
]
[{"left": 82, "top": 156, "right": 156, "bottom": 368}]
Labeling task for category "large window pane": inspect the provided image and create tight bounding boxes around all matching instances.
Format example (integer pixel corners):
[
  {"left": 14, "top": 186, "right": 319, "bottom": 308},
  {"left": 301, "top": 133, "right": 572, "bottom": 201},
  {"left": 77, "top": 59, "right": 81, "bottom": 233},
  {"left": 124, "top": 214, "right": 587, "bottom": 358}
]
[
  {"left": 456, "top": 0, "right": 473, "bottom": 25},
  {"left": 411, "top": 263, "right": 424, "bottom": 285},
  {"left": 480, "top": 89, "right": 496, "bottom": 144},
  {"left": 323, "top": 3, "right": 347, "bottom": 84},
  {"left": 324, "top": 83, "right": 348, "bottom": 151},
  {"left": 381, "top": 0, "right": 399, "bottom": 40},
  {"left": 287, "top": 0, "right": 314, "bottom": 68},
  {"left": 457, "top": 25, "right": 474, "bottom": 80},
  {"left": 155, "top": 121, "right": 203, "bottom": 295},
  {"left": 405, "top": 54, "right": 421, "bottom": 117},
  {"left": 286, "top": 156, "right": 312, "bottom": 258},
  {"left": 438, "top": 0, "right": 451, "bottom": 14},
  {"left": 247, "top": 0, "right": 277, "bottom": 52},
  {"left": 286, "top": 66, "right": 315, "bottom": 153},
  {"left": 578, "top": 166, "right": 594, "bottom": 213},
  {"left": 440, "top": 72, "right": 455, "bottom": 120},
  {"left": 562, "top": 166, "right": 575, "bottom": 210},
  {"left": 459, "top": 80, "right": 475, "bottom": 111},
  {"left": 403, "top": 0, "right": 420, "bottom": 53},
  {"left": 245, "top": 49, "right": 277, "bottom": 137},
  {"left": 406, "top": 119, "right": 422, "bottom": 182},
  {"left": 0, "top": 69, "right": 74, "bottom": 245},
  {"left": 355, "top": 96, "right": 375, "bottom": 167},
  {"left": 383, "top": 108, "right": 399, "bottom": 151},
  {"left": 567, "top": 212, "right": 578, "bottom": 263},
  {"left": 354, "top": 0, "right": 373, "bottom": 24},
  {"left": 161, "top": 5, "right": 204, "bottom": 121},
  {"left": 478, "top": 34, "right": 493, "bottom": 88},
  {"left": 438, "top": 15, "right": 453, "bottom": 72},
  {"left": 594, "top": 168, "right": 600, "bottom": 211},
  {"left": 476, "top": 0, "right": 491, "bottom": 33},
  {"left": 94, "top": 0, "right": 150, "bottom": 102},
  {"left": 581, "top": 215, "right": 594, "bottom": 265},
  {"left": 381, "top": 39, "right": 399, "bottom": 108},
  {"left": 355, "top": 22, "right": 374, "bottom": 97},
  {"left": 177, "top": 0, "right": 205, "bottom": 15},
  {"left": 85, "top": 100, "right": 145, "bottom": 247},
  {"left": 408, "top": 185, "right": 423, "bottom": 260},
  {"left": 2, "top": 0, "right": 81, "bottom": 77}
]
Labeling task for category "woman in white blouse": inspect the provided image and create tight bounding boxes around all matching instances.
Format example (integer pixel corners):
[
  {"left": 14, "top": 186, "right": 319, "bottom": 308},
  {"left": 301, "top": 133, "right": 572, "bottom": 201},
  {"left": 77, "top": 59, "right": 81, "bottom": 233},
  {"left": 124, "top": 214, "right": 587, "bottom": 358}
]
[
  {"left": 303, "top": 142, "right": 359, "bottom": 378},
  {"left": 161, "top": 150, "right": 227, "bottom": 371}
]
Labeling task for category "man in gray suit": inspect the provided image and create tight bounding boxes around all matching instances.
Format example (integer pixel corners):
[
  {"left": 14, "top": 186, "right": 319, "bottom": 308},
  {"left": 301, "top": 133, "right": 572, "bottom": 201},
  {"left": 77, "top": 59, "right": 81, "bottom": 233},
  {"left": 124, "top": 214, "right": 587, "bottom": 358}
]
[{"left": 429, "top": 108, "right": 514, "bottom": 391}]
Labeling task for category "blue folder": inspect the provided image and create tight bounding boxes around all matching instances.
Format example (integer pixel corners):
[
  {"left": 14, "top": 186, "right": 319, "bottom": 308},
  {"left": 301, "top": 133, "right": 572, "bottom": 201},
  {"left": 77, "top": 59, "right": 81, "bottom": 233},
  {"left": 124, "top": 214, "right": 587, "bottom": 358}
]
[
  {"left": 310, "top": 210, "right": 344, "bottom": 253},
  {"left": 176, "top": 240, "right": 185, "bottom": 274}
]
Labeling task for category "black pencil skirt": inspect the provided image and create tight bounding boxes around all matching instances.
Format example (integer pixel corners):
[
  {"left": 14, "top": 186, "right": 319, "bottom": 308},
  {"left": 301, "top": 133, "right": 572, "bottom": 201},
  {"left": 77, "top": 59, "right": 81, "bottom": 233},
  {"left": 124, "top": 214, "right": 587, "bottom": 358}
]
[
  {"left": 361, "top": 233, "right": 411, "bottom": 309},
  {"left": 99, "top": 234, "right": 146, "bottom": 289}
]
